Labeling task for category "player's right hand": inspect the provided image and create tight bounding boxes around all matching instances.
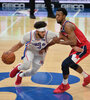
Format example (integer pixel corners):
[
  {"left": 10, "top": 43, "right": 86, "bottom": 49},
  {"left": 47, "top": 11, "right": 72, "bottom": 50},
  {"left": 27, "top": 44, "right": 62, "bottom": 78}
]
[{"left": 39, "top": 47, "right": 48, "bottom": 55}]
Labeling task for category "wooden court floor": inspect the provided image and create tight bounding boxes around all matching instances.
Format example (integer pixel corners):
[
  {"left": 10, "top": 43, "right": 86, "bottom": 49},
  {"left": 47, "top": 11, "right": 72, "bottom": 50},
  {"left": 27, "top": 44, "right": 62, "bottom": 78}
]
[{"left": 0, "top": 16, "right": 90, "bottom": 100}]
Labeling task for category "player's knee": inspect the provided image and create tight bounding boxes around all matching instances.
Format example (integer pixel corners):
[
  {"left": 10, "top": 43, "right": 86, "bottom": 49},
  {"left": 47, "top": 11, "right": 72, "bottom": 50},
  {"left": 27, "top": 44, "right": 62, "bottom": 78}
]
[
  {"left": 27, "top": 69, "right": 37, "bottom": 76},
  {"left": 61, "top": 57, "right": 71, "bottom": 70},
  {"left": 61, "top": 60, "right": 69, "bottom": 75},
  {"left": 70, "top": 63, "right": 79, "bottom": 70},
  {"left": 62, "top": 56, "right": 79, "bottom": 71},
  {"left": 61, "top": 56, "right": 76, "bottom": 75},
  {"left": 62, "top": 61, "right": 68, "bottom": 70},
  {"left": 21, "top": 61, "right": 31, "bottom": 70},
  {"left": 31, "top": 63, "right": 41, "bottom": 75},
  {"left": 31, "top": 70, "right": 37, "bottom": 75}
]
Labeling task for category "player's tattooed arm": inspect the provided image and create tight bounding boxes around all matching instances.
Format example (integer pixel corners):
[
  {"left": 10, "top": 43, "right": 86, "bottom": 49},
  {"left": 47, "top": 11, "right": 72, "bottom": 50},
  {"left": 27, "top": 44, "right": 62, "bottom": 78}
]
[{"left": 39, "top": 39, "right": 56, "bottom": 54}]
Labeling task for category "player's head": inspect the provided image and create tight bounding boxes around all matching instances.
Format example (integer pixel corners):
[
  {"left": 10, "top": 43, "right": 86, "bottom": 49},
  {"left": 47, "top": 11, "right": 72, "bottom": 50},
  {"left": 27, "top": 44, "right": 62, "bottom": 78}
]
[
  {"left": 56, "top": 8, "right": 67, "bottom": 24},
  {"left": 34, "top": 21, "right": 47, "bottom": 39}
]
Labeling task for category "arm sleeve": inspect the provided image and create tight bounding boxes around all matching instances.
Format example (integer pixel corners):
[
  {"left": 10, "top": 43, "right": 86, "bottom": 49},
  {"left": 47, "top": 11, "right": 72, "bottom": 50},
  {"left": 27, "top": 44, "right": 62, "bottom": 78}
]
[
  {"left": 47, "top": 31, "right": 59, "bottom": 43},
  {"left": 21, "top": 32, "right": 30, "bottom": 44}
]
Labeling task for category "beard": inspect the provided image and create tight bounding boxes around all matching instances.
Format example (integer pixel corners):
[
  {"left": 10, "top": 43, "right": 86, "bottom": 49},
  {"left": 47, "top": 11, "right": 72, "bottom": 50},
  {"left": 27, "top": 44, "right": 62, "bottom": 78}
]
[
  {"left": 57, "top": 19, "right": 63, "bottom": 25},
  {"left": 57, "top": 20, "right": 62, "bottom": 24},
  {"left": 38, "top": 33, "right": 43, "bottom": 39}
]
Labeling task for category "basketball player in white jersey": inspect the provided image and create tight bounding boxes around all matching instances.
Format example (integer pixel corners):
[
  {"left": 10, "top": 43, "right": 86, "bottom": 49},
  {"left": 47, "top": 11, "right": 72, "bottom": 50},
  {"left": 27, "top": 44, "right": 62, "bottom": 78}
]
[
  {"left": 5, "top": 21, "right": 59, "bottom": 85},
  {"left": 5, "top": 21, "right": 82, "bottom": 85}
]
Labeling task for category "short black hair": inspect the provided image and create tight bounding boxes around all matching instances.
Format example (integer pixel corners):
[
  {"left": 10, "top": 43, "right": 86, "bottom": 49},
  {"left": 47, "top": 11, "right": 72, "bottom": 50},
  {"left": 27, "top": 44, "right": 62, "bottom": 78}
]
[
  {"left": 34, "top": 21, "right": 47, "bottom": 29},
  {"left": 57, "top": 8, "right": 67, "bottom": 16}
]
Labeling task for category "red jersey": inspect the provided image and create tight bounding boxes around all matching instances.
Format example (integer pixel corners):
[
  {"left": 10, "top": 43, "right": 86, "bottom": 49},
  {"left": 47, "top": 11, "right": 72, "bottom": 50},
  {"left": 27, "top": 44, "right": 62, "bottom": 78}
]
[{"left": 61, "top": 20, "right": 90, "bottom": 53}]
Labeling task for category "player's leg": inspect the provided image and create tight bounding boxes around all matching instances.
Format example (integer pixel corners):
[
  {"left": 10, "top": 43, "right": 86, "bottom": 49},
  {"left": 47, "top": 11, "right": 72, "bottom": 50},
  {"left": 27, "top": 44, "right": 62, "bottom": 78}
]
[
  {"left": 18, "top": 50, "right": 34, "bottom": 70},
  {"left": 29, "top": 0, "right": 36, "bottom": 19},
  {"left": 19, "top": 62, "right": 41, "bottom": 77},
  {"left": 54, "top": 56, "right": 81, "bottom": 94},
  {"left": 19, "top": 53, "right": 45, "bottom": 77},
  {"left": 15, "top": 53, "right": 46, "bottom": 85},
  {"left": 44, "top": 0, "right": 55, "bottom": 18},
  {"left": 9, "top": 50, "right": 34, "bottom": 78},
  {"left": 54, "top": 45, "right": 90, "bottom": 93},
  {"left": 70, "top": 45, "right": 90, "bottom": 86},
  {"left": 15, "top": 61, "right": 42, "bottom": 85},
  {"left": 71, "top": 63, "right": 90, "bottom": 87},
  {"left": 53, "top": 56, "right": 71, "bottom": 93},
  {"left": 15, "top": 63, "right": 41, "bottom": 85}
]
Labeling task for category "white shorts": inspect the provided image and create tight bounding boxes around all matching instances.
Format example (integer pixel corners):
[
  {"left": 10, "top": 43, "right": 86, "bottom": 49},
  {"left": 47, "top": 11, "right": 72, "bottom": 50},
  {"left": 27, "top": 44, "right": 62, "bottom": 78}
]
[{"left": 24, "top": 50, "right": 46, "bottom": 66}]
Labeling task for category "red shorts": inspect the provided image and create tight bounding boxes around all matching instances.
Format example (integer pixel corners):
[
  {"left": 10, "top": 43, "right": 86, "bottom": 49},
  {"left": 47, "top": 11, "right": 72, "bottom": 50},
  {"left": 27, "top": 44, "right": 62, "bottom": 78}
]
[{"left": 69, "top": 43, "right": 90, "bottom": 64}]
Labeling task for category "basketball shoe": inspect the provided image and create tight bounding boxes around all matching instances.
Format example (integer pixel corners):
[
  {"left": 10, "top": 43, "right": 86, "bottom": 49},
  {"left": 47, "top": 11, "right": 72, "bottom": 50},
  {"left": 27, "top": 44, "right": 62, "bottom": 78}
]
[
  {"left": 15, "top": 72, "right": 22, "bottom": 85},
  {"left": 9, "top": 64, "right": 21, "bottom": 78},
  {"left": 82, "top": 75, "right": 90, "bottom": 86},
  {"left": 53, "top": 83, "right": 70, "bottom": 93}
]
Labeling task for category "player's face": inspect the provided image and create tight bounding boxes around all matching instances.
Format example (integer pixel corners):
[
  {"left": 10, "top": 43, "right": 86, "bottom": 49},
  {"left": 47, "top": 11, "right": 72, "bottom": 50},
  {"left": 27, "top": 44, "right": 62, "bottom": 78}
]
[
  {"left": 56, "top": 11, "right": 65, "bottom": 24},
  {"left": 38, "top": 31, "right": 46, "bottom": 39}
]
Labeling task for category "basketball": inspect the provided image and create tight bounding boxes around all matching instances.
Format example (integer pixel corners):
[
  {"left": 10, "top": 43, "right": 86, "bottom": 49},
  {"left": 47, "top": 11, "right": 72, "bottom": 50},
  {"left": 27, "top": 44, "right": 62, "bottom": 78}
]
[{"left": 1, "top": 52, "right": 15, "bottom": 64}]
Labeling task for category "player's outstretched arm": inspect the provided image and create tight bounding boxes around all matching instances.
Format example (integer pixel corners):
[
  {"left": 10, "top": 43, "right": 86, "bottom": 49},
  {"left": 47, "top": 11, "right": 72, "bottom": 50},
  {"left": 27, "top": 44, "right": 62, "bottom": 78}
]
[
  {"left": 39, "top": 39, "right": 56, "bottom": 54},
  {"left": 5, "top": 41, "right": 24, "bottom": 53}
]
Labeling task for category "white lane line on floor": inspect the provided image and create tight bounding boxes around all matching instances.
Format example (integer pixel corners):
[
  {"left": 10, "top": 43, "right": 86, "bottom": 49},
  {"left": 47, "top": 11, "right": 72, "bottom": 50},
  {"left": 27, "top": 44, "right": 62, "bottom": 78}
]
[
  {"left": 0, "top": 10, "right": 22, "bottom": 37},
  {"left": 73, "top": 9, "right": 81, "bottom": 17}
]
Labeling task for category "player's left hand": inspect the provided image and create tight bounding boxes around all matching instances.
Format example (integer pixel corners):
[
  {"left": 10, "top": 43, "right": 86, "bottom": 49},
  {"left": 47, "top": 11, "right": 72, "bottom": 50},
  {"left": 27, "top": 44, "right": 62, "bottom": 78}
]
[
  {"left": 39, "top": 49, "right": 45, "bottom": 54},
  {"left": 39, "top": 47, "right": 48, "bottom": 54}
]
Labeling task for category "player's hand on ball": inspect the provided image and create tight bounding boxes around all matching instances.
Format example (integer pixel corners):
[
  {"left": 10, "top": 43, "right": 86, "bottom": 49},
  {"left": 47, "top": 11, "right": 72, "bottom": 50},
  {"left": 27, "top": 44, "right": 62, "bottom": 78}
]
[{"left": 2, "top": 51, "right": 15, "bottom": 64}]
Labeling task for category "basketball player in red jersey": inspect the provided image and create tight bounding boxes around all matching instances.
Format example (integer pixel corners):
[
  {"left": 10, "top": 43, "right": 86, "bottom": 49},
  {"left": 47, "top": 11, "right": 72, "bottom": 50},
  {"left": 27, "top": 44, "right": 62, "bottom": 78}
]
[
  {"left": 42, "top": 8, "right": 90, "bottom": 93},
  {"left": 53, "top": 8, "right": 90, "bottom": 93}
]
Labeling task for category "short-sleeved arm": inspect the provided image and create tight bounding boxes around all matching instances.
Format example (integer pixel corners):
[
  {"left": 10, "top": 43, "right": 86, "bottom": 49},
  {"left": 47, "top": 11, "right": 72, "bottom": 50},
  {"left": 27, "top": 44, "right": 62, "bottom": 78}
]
[
  {"left": 46, "top": 31, "right": 59, "bottom": 43},
  {"left": 21, "top": 32, "right": 30, "bottom": 44}
]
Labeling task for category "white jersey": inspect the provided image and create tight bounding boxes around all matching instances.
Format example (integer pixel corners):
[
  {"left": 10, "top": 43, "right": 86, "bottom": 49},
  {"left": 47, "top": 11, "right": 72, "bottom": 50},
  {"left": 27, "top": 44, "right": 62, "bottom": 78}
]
[
  {"left": 21, "top": 30, "right": 59, "bottom": 52},
  {"left": 19, "top": 30, "right": 59, "bottom": 76}
]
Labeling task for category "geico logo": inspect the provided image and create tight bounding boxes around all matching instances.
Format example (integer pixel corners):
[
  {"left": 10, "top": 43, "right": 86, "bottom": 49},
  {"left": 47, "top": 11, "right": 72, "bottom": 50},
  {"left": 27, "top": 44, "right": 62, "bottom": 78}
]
[
  {"left": 2, "top": 7, "right": 25, "bottom": 11},
  {"left": 51, "top": 4, "right": 54, "bottom": 8},
  {"left": 35, "top": 4, "right": 54, "bottom": 8},
  {"left": 61, "top": 4, "right": 84, "bottom": 9},
  {"left": 2, "top": 3, "right": 25, "bottom": 7}
]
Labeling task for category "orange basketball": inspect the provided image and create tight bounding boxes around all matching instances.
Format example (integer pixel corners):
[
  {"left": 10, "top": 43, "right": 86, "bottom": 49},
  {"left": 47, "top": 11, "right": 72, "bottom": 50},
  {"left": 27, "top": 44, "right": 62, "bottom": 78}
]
[{"left": 2, "top": 52, "right": 15, "bottom": 64}]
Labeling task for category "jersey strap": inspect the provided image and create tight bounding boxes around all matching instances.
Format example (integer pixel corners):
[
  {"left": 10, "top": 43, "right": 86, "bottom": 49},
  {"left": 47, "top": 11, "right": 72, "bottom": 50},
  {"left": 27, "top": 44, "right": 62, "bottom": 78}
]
[{"left": 61, "top": 20, "right": 70, "bottom": 32}]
